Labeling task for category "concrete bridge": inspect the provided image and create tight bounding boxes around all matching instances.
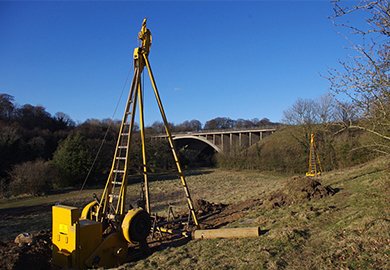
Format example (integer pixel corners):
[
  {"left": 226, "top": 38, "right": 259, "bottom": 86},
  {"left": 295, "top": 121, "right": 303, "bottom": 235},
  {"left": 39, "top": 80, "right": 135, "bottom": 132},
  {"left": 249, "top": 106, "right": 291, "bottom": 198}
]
[{"left": 154, "top": 128, "right": 277, "bottom": 154}]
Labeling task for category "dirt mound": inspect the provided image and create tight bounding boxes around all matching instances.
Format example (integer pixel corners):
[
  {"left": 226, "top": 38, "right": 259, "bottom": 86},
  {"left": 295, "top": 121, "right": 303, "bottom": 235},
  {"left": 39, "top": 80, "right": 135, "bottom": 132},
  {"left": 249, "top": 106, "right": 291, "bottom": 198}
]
[
  {"left": 0, "top": 230, "right": 51, "bottom": 270},
  {"left": 195, "top": 199, "right": 227, "bottom": 216},
  {"left": 194, "top": 179, "right": 333, "bottom": 227},
  {"left": 267, "top": 176, "right": 338, "bottom": 208}
]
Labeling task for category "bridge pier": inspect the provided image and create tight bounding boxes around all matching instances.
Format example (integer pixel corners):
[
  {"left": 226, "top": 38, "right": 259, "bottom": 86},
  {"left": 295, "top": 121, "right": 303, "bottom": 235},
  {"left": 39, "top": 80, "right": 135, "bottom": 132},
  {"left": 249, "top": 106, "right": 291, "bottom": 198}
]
[
  {"left": 214, "top": 134, "right": 221, "bottom": 147},
  {"left": 249, "top": 132, "right": 260, "bottom": 146},
  {"left": 221, "top": 133, "right": 230, "bottom": 152},
  {"left": 239, "top": 133, "right": 249, "bottom": 148},
  {"left": 154, "top": 128, "right": 276, "bottom": 154},
  {"left": 230, "top": 133, "right": 239, "bottom": 152}
]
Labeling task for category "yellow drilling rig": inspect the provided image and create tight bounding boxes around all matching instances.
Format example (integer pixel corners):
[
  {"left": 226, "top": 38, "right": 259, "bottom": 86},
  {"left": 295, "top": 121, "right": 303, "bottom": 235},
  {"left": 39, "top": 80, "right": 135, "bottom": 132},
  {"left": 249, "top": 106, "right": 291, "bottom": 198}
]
[
  {"left": 306, "top": 133, "right": 323, "bottom": 177},
  {"left": 52, "top": 19, "right": 198, "bottom": 269}
]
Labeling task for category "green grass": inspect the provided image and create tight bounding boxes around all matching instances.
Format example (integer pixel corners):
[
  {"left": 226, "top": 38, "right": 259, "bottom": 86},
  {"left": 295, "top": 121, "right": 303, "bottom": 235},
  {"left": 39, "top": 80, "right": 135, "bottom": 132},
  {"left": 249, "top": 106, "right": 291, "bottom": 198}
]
[{"left": 0, "top": 159, "right": 389, "bottom": 269}]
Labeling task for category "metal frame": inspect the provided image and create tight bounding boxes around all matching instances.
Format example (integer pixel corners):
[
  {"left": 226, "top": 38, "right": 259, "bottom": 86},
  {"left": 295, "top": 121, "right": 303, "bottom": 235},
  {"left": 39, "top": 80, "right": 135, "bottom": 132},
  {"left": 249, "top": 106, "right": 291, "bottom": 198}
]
[
  {"left": 96, "top": 19, "right": 198, "bottom": 226},
  {"left": 306, "top": 133, "right": 323, "bottom": 177}
]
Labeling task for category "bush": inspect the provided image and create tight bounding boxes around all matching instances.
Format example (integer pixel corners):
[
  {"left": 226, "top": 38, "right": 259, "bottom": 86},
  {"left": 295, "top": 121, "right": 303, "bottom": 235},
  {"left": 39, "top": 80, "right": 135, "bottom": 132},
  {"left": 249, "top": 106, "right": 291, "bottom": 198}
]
[
  {"left": 52, "top": 133, "right": 93, "bottom": 187},
  {"left": 0, "top": 177, "right": 8, "bottom": 198},
  {"left": 216, "top": 125, "right": 378, "bottom": 173},
  {"left": 217, "top": 127, "right": 308, "bottom": 173},
  {"left": 9, "top": 160, "right": 58, "bottom": 196}
]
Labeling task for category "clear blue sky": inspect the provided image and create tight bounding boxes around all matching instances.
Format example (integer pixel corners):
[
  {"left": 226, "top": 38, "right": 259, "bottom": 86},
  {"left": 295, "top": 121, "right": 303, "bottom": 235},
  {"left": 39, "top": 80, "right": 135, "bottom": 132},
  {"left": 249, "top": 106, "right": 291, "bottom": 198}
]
[{"left": 0, "top": 1, "right": 354, "bottom": 125}]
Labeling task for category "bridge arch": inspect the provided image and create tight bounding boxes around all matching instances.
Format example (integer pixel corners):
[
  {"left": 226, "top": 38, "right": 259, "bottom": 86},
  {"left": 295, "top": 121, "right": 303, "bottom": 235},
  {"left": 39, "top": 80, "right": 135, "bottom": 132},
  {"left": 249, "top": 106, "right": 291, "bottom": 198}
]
[
  {"left": 172, "top": 135, "right": 221, "bottom": 167},
  {"left": 173, "top": 135, "right": 222, "bottom": 153}
]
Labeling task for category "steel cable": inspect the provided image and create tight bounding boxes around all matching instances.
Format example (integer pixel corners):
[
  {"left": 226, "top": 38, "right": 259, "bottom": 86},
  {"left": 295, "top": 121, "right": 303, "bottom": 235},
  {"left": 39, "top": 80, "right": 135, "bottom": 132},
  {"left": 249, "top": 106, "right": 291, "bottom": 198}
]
[{"left": 79, "top": 63, "right": 134, "bottom": 193}]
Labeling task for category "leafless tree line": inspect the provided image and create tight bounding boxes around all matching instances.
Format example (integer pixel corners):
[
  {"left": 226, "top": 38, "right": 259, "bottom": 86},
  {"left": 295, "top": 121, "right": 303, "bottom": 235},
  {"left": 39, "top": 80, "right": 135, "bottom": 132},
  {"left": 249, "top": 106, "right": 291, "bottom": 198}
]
[
  {"left": 282, "top": 94, "right": 358, "bottom": 126},
  {"left": 284, "top": 0, "right": 389, "bottom": 155},
  {"left": 329, "top": 0, "right": 389, "bottom": 154}
]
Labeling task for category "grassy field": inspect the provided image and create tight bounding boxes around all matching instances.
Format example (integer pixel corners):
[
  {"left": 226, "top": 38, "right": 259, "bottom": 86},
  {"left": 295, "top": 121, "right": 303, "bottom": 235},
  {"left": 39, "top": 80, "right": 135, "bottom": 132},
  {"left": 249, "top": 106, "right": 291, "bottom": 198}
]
[
  {"left": 0, "top": 169, "right": 286, "bottom": 242},
  {"left": 0, "top": 159, "right": 389, "bottom": 269}
]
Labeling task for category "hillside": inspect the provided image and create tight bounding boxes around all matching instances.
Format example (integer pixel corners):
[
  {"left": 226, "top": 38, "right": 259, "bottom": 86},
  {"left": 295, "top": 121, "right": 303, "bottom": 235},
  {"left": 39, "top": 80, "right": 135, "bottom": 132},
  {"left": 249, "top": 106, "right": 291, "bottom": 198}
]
[
  {"left": 122, "top": 158, "right": 390, "bottom": 269},
  {"left": 0, "top": 158, "right": 389, "bottom": 269},
  {"left": 217, "top": 125, "right": 379, "bottom": 174}
]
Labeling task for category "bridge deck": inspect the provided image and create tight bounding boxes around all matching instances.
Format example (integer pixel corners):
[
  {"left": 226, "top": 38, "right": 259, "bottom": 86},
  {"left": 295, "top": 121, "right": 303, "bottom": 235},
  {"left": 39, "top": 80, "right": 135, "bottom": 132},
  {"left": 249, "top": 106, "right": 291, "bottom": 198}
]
[
  {"left": 153, "top": 128, "right": 277, "bottom": 153},
  {"left": 154, "top": 128, "right": 277, "bottom": 138}
]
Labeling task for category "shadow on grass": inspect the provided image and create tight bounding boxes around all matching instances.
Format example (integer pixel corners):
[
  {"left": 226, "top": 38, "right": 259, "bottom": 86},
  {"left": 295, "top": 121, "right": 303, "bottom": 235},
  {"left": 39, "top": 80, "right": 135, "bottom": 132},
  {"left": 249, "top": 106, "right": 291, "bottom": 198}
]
[
  {"left": 0, "top": 203, "right": 52, "bottom": 217},
  {"left": 0, "top": 169, "right": 213, "bottom": 209},
  {"left": 51, "top": 168, "right": 214, "bottom": 192},
  {"left": 126, "top": 235, "right": 192, "bottom": 264},
  {"left": 127, "top": 169, "right": 214, "bottom": 184}
]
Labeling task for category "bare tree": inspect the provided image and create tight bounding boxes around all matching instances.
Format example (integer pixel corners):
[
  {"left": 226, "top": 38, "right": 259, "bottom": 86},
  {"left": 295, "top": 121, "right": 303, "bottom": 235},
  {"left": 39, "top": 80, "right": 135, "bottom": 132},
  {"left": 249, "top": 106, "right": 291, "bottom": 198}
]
[
  {"left": 204, "top": 117, "right": 235, "bottom": 130},
  {"left": 235, "top": 119, "right": 254, "bottom": 129},
  {"left": 333, "top": 101, "right": 359, "bottom": 125},
  {"left": 9, "top": 160, "right": 58, "bottom": 196},
  {"left": 54, "top": 112, "right": 76, "bottom": 128},
  {"left": 329, "top": 0, "right": 390, "bottom": 154},
  {"left": 317, "top": 94, "right": 336, "bottom": 124},
  {"left": 149, "top": 121, "right": 174, "bottom": 134},
  {"left": 0, "top": 93, "right": 15, "bottom": 121},
  {"left": 175, "top": 119, "right": 202, "bottom": 132},
  {"left": 283, "top": 98, "right": 319, "bottom": 125}
]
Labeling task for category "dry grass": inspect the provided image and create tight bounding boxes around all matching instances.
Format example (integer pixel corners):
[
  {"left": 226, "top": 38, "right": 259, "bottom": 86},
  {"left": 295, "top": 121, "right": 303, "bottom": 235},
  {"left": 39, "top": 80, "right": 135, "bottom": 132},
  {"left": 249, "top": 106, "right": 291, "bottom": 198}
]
[
  {"left": 123, "top": 158, "right": 390, "bottom": 269},
  {"left": 148, "top": 169, "right": 286, "bottom": 214},
  {"left": 0, "top": 169, "right": 285, "bottom": 242},
  {"left": 0, "top": 159, "right": 389, "bottom": 269}
]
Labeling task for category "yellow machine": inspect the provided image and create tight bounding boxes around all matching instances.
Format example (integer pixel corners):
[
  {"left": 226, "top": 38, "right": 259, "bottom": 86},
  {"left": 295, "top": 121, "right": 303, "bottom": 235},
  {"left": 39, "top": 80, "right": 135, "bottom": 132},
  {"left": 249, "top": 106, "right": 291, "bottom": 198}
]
[
  {"left": 306, "top": 133, "right": 323, "bottom": 177},
  {"left": 52, "top": 19, "right": 198, "bottom": 269}
]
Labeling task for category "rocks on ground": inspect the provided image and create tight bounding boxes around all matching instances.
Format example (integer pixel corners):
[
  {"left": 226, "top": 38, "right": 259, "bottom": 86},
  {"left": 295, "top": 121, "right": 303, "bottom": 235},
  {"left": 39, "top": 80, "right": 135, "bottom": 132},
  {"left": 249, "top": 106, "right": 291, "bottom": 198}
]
[
  {"left": 194, "top": 199, "right": 227, "bottom": 216},
  {"left": 0, "top": 231, "right": 51, "bottom": 270}
]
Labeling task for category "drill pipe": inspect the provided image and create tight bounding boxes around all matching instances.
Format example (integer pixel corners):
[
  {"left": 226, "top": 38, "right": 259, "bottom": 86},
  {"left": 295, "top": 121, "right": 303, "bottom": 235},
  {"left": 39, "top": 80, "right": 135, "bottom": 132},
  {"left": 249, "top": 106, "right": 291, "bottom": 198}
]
[{"left": 192, "top": 227, "right": 260, "bottom": 240}]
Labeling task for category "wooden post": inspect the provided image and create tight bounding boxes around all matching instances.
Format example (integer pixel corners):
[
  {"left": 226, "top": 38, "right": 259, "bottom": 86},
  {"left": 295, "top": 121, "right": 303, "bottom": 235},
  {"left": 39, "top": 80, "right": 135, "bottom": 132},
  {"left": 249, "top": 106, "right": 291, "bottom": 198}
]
[{"left": 192, "top": 227, "right": 260, "bottom": 239}]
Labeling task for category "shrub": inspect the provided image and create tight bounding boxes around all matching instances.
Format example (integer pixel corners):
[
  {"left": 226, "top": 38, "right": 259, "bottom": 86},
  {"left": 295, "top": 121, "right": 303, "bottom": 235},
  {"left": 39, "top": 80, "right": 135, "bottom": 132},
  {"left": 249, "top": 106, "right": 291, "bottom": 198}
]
[
  {"left": 52, "top": 133, "right": 93, "bottom": 187},
  {"left": 216, "top": 125, "right": 378, "bottom": 173},
  {"left": 9, "top": 160, "right": 58, "bottom": 196}
]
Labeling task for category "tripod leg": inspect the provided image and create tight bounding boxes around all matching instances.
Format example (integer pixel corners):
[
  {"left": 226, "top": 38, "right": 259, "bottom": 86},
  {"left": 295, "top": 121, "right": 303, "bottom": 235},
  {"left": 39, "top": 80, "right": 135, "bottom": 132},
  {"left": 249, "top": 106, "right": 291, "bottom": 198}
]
[
  {"left": 137, "top": 77, "right": 151, "bottom": 214},
  {"left": 142, "top": 53, "right": 199, "bottom": 227}
]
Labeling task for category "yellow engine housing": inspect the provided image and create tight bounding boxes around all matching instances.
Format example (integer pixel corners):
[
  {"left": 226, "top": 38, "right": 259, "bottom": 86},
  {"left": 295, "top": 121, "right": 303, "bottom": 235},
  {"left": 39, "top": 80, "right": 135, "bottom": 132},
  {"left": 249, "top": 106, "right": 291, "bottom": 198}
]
[
  {"left": 52, "top": 205, "right": 102, "bottom": 269},
  {"left": 52, "top": 205, "right": 151, "bottom": 269}
]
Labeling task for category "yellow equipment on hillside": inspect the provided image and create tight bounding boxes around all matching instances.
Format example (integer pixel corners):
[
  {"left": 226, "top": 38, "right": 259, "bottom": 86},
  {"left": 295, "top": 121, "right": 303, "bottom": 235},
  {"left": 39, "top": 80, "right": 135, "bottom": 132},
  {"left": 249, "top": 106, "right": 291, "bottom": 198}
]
[
  {"left": 306, "top": 133, "right": 323, "bottom": 177},
  {"left": 52, "top": 18, "right": 198, "bottom": 269}
]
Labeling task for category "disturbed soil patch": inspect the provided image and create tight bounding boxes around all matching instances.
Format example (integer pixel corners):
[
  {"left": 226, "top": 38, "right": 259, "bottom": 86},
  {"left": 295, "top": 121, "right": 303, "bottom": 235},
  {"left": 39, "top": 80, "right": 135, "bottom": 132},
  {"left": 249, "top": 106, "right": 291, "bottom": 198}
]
[
  {"left": 266, "top": 176, "right": 338, "bottom": 209},
  {"left": 195, "top": 199, "right": 227, "bottom": 217},
  {"left": 200, "top": 198, "right": 263, "bottom": 228},
  {"left": 0, "top": 231, "right": 51, "bottom": 270},
  {"left": 200, "top": 176, "right": 338, "bottom": 227}
]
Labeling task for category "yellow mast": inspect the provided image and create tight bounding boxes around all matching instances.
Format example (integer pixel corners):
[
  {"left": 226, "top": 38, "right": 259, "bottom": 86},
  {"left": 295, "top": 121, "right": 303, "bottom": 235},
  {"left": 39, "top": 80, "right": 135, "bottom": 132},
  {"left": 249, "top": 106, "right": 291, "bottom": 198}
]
[
  {"left": 96, "top": 18, "right": 198, "bottom": 226},
  {"left": 306, "top": 133, "right": 323, "bottom": 177}
]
